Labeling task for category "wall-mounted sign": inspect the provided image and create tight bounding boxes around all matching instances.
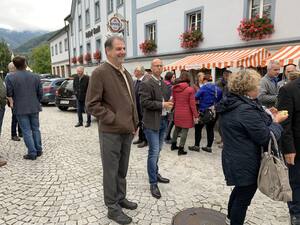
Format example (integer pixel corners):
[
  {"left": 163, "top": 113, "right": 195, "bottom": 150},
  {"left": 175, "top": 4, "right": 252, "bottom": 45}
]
[
  {"left": 108, "top": 16, "right": 124, "bottom": 33},
  {"left": 85, "top": 25, "right": 101, "bottom": 38}
]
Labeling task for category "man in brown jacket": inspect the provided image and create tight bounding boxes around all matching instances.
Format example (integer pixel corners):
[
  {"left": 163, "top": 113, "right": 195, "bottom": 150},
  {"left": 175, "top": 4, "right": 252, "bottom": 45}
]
[{"left": 86, "top": 36, "right": 138, "bottom": 225}]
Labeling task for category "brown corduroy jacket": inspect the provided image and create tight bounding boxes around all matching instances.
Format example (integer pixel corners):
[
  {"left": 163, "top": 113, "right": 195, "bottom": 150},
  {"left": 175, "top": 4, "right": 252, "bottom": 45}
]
[{"left": 86, "top": 62, "right": 138, "bottom": 133}]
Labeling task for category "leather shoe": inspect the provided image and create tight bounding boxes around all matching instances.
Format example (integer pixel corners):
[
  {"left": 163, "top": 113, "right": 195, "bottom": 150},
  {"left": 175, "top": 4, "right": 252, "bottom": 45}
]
[
  {"left": 74, "top": 123, "right": 83, "bottom": 127},
  {"left": 119, "top": 199, "right": 138, "bottom": 210},
  {"left": 202, "top": 147, "right": 212, "bottom": 153},
  {"left": 150, "top": 184, "right": 161, "bottom": 199},
  {"left": 157, "top": 174, "right": 170, "bottom": 183},
  {"left": 11, "top": 136, "right": 21, "bottom": 141},
  {"left": 133, "top": 139, "right": 143, "bottom": 144},
  {"left": 37, "top": 151, "right": 43, "bottom": 157},
  {"left": 107, "top": 211, "right": 132, "bottom": 224},
  {"left": 137, "top": 141, "right": 147, "bottom": 148},
  {"left": 23, "top": 154, "right": 36, "bottom": 160},
  {"left": 85, "top": 123, "right": 91, "bottom": 127}
]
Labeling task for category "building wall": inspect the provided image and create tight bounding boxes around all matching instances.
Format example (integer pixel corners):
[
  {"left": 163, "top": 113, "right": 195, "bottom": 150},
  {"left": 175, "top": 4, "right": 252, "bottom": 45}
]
[{"left": 67, "top": 0, "right": 300, "bottom": 75}]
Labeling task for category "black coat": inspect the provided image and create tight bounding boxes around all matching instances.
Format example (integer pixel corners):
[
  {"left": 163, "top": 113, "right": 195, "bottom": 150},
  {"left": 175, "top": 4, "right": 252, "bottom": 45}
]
[
  {"left": 216, "top": 93, "right": 283, "bottom": 186},
  {"left": 277, "top": 78, "right": 300, "bottom": 158},
  {"left": 73, "top": 75, "right": 89, "bottom": 102},
  {"left": 139, "top": 77, "right": 171, "bottom": 131}
]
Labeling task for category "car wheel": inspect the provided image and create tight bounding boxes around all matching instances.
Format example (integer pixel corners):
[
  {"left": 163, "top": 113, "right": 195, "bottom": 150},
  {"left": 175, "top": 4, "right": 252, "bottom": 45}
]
[{"left": 58, "top": 106, "right": 68, "bottom": 111}]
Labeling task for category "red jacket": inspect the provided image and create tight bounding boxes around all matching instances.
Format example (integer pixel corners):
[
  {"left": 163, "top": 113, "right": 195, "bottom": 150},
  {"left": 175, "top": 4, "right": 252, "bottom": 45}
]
[{"left": 172, "top": 82, "right": 198, "bottom": 128}]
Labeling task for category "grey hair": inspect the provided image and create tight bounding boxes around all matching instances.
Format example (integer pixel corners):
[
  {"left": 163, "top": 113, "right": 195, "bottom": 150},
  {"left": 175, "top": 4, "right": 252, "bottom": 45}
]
[
  {"left": 76, "top": 66, "right": 84, "bottom": 71},
  {"left": 267, "top": 61, "right": 280, "bottom": 70},
  {"left": 104, "top": 36, "right": 125, "bottom": 50},
  {"left": 134, "top": 65, "right": 145, "bottom": 74},
  {"left": 7, "top": 62, "right": 16, "bottom": 72}
]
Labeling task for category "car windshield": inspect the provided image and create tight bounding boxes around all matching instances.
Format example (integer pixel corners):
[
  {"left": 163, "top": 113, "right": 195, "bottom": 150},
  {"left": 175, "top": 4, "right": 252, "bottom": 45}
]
[
  {"left": 41, "top": 81, "right": 51, "bottom": 87},
  {"left": 61, "top": 80, "right": 73, "bottom": 91}
]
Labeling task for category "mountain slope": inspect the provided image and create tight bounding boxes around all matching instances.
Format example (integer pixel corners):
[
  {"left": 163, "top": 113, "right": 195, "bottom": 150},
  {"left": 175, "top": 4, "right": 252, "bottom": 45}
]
[{"left": 0, "top": 28, "right": 47, "bottom": 49}]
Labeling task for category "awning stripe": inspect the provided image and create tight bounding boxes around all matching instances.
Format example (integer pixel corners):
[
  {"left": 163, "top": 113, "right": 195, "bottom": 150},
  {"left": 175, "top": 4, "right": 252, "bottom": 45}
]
[{"left": 266, "top": 45, "right": 300, "bottom": 67}]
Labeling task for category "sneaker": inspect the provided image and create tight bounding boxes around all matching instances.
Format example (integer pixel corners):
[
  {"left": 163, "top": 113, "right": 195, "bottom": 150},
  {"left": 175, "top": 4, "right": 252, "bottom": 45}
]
[
  {"left": 188, "top": 146, "right": 200, "bottom": 152},
  {"left": 201, "top": 147, "right": 212, "bottom": 153}
]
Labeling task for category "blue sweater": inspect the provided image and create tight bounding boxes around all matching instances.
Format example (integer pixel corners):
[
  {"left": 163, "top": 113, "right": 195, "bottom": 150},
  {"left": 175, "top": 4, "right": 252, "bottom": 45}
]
[{"left": 195, "top": 83, "right": 222, "bottom": 112}]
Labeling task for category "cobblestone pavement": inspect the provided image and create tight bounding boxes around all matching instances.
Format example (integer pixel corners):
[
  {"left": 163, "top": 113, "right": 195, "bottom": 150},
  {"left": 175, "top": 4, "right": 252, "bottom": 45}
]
[{"left": 0, "top": 106, "right": 289, "bottom": 225}]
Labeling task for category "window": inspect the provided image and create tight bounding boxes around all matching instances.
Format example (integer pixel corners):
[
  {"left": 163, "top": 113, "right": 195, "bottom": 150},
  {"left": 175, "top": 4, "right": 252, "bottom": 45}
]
[
  {"left": 96, "top": 39, "right": 101, "bottom": 50},
  {"left": 117, "top": 0, "right": 124, "bottom": 7},
  {"left": 107, "top": 0, "right": 113, "bottom": 14},
  {"left": 146, "top": 23, "right": 156, "bottom": 42},
  {"left": 78, "top": 15, "right": 82, "bottom": 31},
  {"left": 56, "top": 66, "right": 60, "bottom": 76},
  {"left": 80, "top": 45, "right": 83, "bottom": 55},
  {"left": 78, "top": 0, "right": 81, "bottom": 4},
  {"left": 59, "top": 42, "right": 62, "bottom": 53},
  {"left": 52, "top": 67, "right": 56, "bottom": 75},
  {"left": 51, "top": 46, "right": 54, "bottom": 56},
  {"left": 64, "top": 38, "right": 68, "bottom": 51},
  {"left": 95, "top": 1, "right": 100, "bottom": 20},
  {"left": 86, "top": 43, "right": 91, "bottom": 53},
  {"left": 187, "top": 11, "right": 202, "bottom": 31},
  {"left": 85, "top": 9, "right": 90, "bottom": 27},
  {"left": 55, "top": 44, "right": 58, "bottom": 55},
  {"left": 73, "top": 48, "right": 76, "bottom": 57},
  {"left": 61, "top": 66, "right": 65, "bottom": 77},
  {"left": 249, "top": 0, "right": 272, "bottom": 19}
]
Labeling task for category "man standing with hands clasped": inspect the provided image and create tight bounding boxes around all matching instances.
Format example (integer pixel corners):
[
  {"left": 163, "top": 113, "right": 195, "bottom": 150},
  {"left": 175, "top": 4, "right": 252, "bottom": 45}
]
[
  {"left": 139, "top": 58, "right": 173, "bottom": 199},
  {"left": 86, "top": 36, "right": 138, "bottom": 225},
  {"left": 278, "top": 76, "right": 300, "bottom": 225}
]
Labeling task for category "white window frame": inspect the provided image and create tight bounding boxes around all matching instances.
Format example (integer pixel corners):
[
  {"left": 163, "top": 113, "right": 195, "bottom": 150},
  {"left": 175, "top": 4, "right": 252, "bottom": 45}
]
[
  {"left": 78, "top": 15, "right": 82, "bottom": 31},
  {"left": 187, "top": 11, "right": 202, "bottom": 31},
  {"left": 146, "top": 23, "right": 156, "bottom": 42},
  {"left": 249, "top": 0, "right": 272, "bottom": 18},
  {"left": 85, "top": 9, "right": 90, "bottom": 27},
  {"left": 64, "top": 38, "right": 68, "bottom": 51},
  {"left": 95, "top": 1, "right": 100, "bottom": 21},
  {"left": 107, "top": 0, "right": 113, "bottom": 14}
]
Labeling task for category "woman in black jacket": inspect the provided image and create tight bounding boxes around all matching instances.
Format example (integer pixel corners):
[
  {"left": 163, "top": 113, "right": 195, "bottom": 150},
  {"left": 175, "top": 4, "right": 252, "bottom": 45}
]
[{"left": 216, "top": 69, "right": 288, "bottom": 225}]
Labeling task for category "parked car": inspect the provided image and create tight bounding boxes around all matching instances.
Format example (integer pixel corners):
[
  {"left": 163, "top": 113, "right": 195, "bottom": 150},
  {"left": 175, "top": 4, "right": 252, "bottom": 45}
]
[
  {"left": 40, "top": 74, "right": 60, "bottom": 79},
  {"left": 55, "top": 79, "right": 77, "bottom": 111},
  {"left": 41, "top": 78, "right": 66, "bottom": 105}
]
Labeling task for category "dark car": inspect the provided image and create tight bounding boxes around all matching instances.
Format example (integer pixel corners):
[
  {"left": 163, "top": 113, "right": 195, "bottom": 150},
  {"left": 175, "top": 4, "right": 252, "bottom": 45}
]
[
  {"left": 40, "top": 74, "right": 61, "bottom": 79},
  {"left": 55, "top": 79, "right": 77, "bottom": 111},
  {"left": 41, "top": 78, "right": 66, "bottom": 105}
]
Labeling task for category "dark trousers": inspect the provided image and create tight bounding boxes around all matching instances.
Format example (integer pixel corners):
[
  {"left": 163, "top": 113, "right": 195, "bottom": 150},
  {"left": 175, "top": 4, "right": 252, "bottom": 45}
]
[
  {"left": 137, "top": 121, "right": 147, "bottom": 142},
  {"left": 76, "top": 100, "right": 91, "bottom": 124},
  {"left": 227, "top": 184, "right": 257, "bottom": 225},
  {"left": 11, "top": 111, "right": 22, "bottom": 137},
  {"left": 99, "top": 132, "right": 133, "bottom": 214},
  {"left": 288, "top": 158, "right": 300, "bottom": 220},
  {"left": 194, "top": 118, "right": 217, "bottom": 147}
]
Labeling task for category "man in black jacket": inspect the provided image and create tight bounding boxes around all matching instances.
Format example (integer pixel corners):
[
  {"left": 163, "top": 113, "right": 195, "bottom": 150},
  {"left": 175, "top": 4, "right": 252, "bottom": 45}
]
[
  {"left": 139, "top": 58, "right": 173, "bottom": 199},
  {"left": 278, "top": 77, "right": 300, "bottom": 225},
  {"left": 73, "top": 66, "right": 91, "bottom": 127}
]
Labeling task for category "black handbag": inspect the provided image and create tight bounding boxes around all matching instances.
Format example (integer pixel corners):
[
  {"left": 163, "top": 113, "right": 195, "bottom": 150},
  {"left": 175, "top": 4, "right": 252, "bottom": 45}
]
[{"left": 199, "top": 108, "right": 215, "bottom": 124}]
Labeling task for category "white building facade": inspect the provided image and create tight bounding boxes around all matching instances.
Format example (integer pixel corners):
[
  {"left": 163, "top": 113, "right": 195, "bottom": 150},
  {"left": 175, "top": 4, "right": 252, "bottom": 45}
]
[
  {"left": 64, "top": 0, "right": 300, "bottom": 75},
  {"left": 49, "top": 28, "right": 70, "bottom": 77}
]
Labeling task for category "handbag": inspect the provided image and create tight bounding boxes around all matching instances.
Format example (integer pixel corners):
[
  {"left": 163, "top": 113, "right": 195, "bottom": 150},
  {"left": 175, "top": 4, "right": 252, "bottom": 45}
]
[
  {"left": 257, "top": 131, "right": 292, "bottom": 202},
  {"left": 199, "top": 107, "right": 215, "bottom": 124}
]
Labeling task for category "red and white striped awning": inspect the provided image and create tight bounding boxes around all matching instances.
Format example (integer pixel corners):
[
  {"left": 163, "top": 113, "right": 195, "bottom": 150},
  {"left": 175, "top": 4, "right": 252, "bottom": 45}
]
[
  {"left": 164, "top": 48, "right": 270, "bottom": 71},
  {"left": 265, "top": 45, "right": 300, "bottom": 67}
]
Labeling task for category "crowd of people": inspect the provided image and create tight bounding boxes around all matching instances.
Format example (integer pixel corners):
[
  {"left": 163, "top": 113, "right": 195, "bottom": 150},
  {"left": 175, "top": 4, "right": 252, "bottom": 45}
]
[{"left": 1, "top": 36, "right": 300, "bottom": 225}]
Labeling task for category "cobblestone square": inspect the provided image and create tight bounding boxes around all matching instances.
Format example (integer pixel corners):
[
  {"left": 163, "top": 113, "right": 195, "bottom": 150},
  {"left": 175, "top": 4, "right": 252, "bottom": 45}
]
[{"left": 0, "top": 106, "right": 289, "bottom": 225}]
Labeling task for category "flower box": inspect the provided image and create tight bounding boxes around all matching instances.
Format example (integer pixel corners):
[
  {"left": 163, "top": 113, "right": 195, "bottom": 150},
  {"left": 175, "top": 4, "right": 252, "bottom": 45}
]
[
  {"left": 180, "top": 30, "right": 203, "bottom": 49},
  {"left": 84, "top": 53, "right": 92, "bottom": 63},
  {"left": 139, "top": 40, "right": 157, "bottom": 55},
  {"left": 77, "top": 55, "right": 83, "bottom": 64},
  {"left": 237, "top": 16, "right": 274, "bottom": 41},
  {"left": 93, "top": 50, "right": 101, "bottom": 62},
  {"left": 71, "top": 56, "right": 77, "bottom": 64}
]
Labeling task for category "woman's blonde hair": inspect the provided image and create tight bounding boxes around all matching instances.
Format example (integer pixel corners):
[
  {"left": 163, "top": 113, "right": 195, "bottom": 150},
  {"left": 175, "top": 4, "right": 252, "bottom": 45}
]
[
  {"left": 228, "top": 69, "right": 261, "bottom": 95},
  {"left": 288, "top": 71, "right": 300, "bottom": 81}
]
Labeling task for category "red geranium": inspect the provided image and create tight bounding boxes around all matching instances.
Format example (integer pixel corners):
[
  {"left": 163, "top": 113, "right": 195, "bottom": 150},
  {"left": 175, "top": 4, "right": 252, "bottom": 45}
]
[
  {"left": 71, "top": 56, "right": 77, "bottom": 64},
  {"left": 237, "top": 15, "right": 274, "bottom": 41},
  {"left": 77, "top": 55, "right": 83, "bottom": 64},
  {"left": 139, "top": 40, "right": 157, "bottom": 55},
  {"left": 180, "top": 29, "right": 203, "bottom": 49},
  {"left": 84, "top": 53, "right": 92, "bottom": 63},
  {"left": 93, "top": 50, "right": 101, "bottom": 62}
]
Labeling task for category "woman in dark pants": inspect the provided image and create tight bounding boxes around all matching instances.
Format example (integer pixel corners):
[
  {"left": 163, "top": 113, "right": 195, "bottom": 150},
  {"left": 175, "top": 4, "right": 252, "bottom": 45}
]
[
  {"left": 216, "top": 69, "right": 287, "bottom": 225},
  {"left": 188, "top": 74, "right": 222, "bottom": 153}
]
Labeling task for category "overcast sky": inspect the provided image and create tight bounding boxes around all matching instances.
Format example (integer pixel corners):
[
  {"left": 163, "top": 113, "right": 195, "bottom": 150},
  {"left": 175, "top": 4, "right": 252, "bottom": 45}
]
[{"left": 0, "top": 0, "right": 73, "bottom": 31}]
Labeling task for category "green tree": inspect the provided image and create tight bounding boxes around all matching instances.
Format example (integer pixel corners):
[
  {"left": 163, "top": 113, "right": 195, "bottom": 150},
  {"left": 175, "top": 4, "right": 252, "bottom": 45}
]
[
  {"left": 0, "top": 40, "right": 12, "bottom": 75},
  {"left": 30, "top": 44, "right": 51, "bottom": 74}
]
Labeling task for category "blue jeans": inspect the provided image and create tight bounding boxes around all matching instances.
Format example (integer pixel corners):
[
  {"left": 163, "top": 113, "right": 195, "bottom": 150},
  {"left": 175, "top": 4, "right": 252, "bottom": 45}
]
[
  {"left": 0, "top": 107, "right": 5, "bottom": 136},
  {"left": 288, "top": 158, "right": 300, "bottom": 221},
  {"left": 144, "top": 117, "right": 168, "bottom": 185},
  {"left": 77, "top": 100, "right": 91, "bottom": 124},
  {"left": 17, "top": 113, "right": 42, "bottom": 157}
]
